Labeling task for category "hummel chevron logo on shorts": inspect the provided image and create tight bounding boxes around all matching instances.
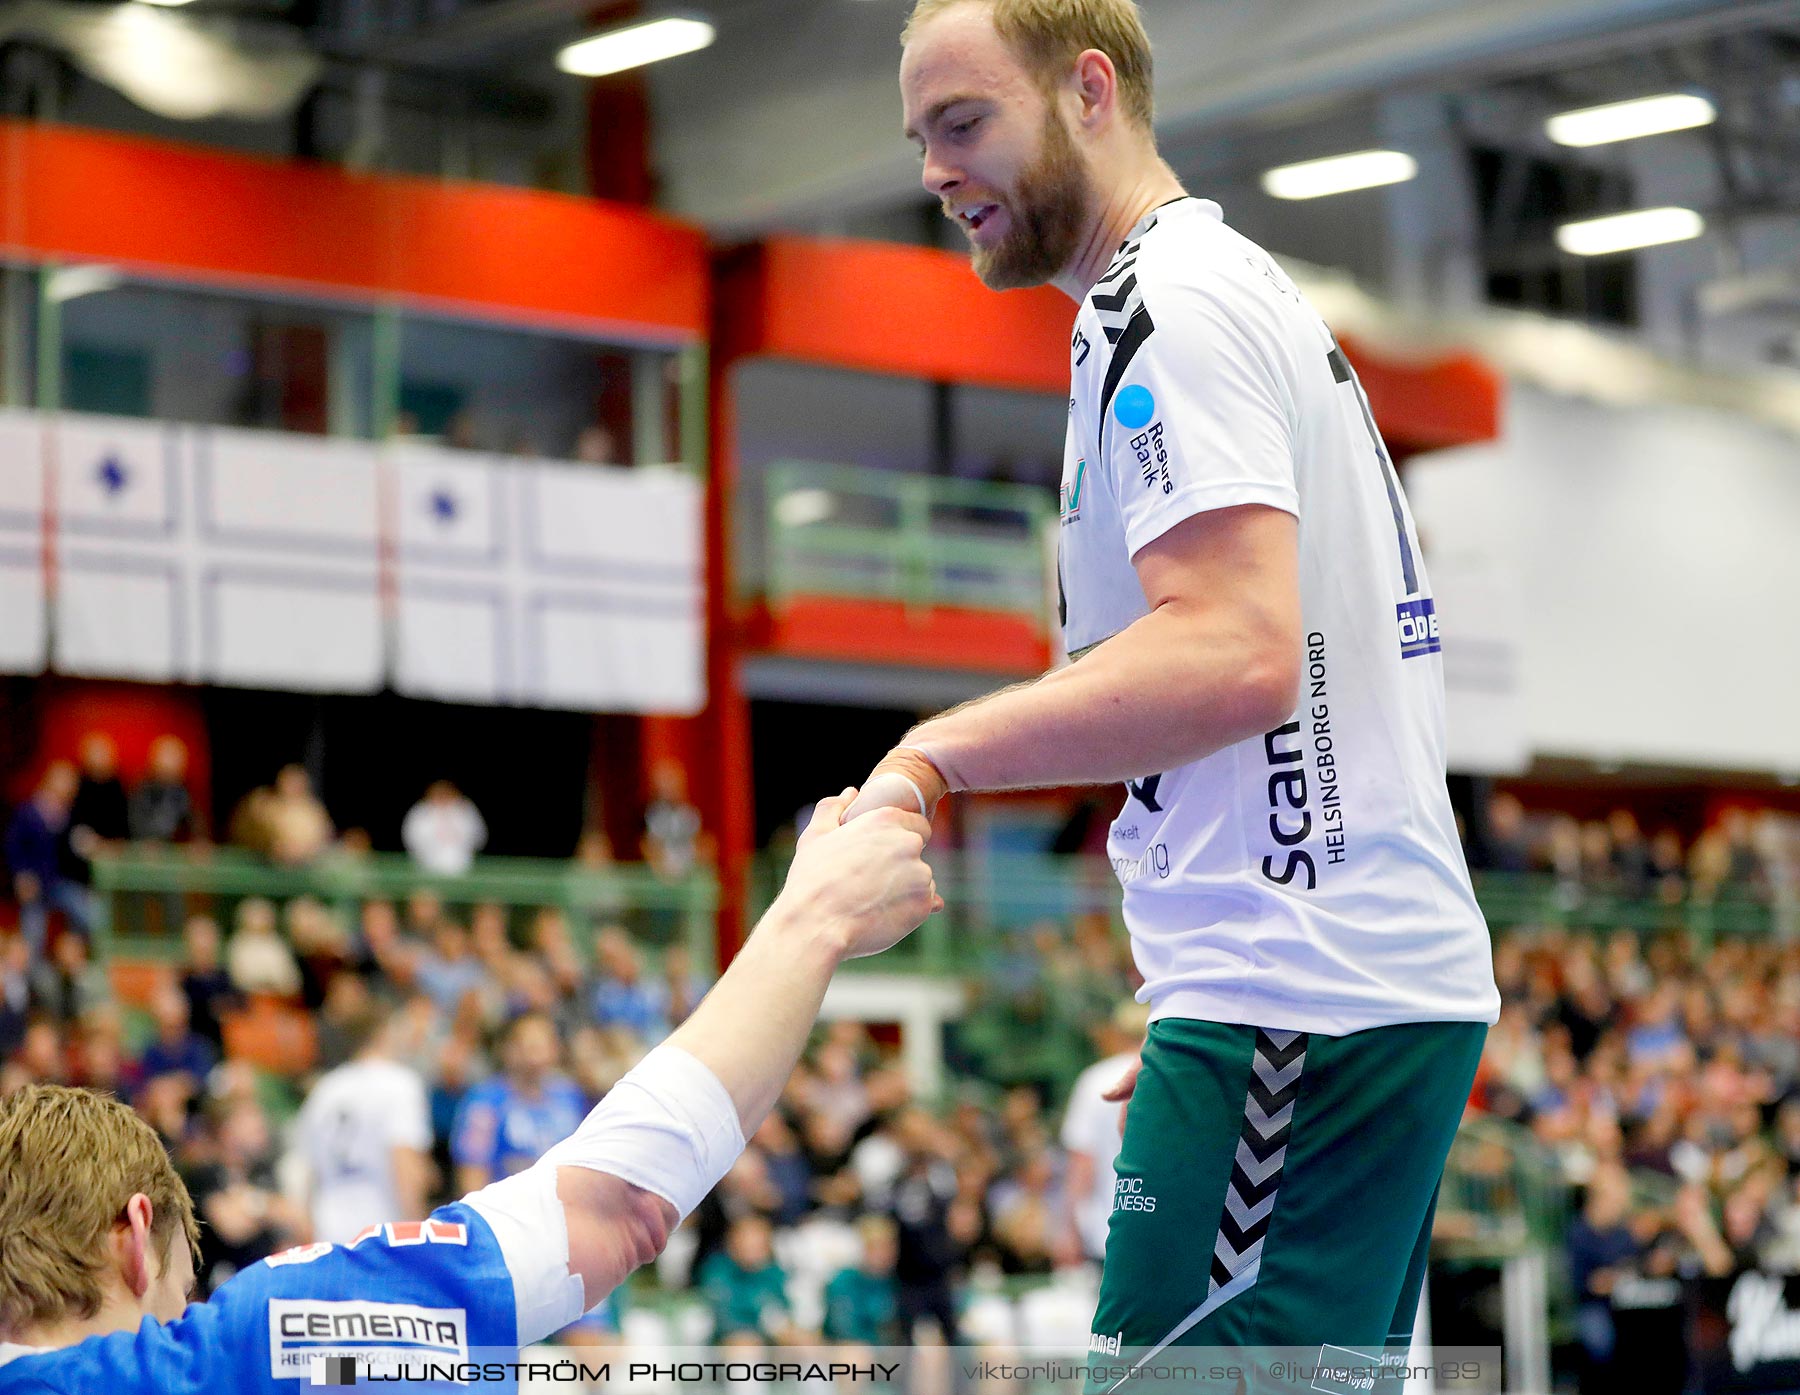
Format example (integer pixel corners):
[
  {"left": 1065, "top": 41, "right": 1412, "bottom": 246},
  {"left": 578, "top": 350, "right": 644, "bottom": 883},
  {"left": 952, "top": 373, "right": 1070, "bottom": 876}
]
[{"left": 1210, "top": 1028, "right": 1309, "bottom": 1293}]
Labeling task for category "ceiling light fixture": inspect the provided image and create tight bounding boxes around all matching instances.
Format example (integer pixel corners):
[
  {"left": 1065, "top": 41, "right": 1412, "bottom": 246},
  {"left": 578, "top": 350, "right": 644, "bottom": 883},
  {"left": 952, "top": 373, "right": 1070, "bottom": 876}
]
[
  {"left": 1556, "top": 206, "right": 1705, "bottom": 257},
  {"left": 1546, "top": 93, "right": 1715, "bottom": 148},
  {"left": 1261, "top": 150, "right": 1418, "bottom": 201},
  {"left": 557, "top": 15, "right": 715, "bottom": 78}
]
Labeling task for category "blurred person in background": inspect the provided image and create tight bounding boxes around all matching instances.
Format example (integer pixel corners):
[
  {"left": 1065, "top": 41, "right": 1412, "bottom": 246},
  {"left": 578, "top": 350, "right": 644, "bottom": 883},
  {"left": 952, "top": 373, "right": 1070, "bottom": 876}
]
[
  {"left": 417, "top": 916, "right": 487, "bottom": 1018},
  {"left": 0, "top": 936, "right": 30, "bottom": 1059},
  {"left": 652, "top": 942, "right": 711, "bottom": 1030},
  {"left": 285, "top": 897, "right": 351, "bottom": 1010},
  {"left": 225, "top": 897, "right": 302, "bottom": 1000},
  {"left": 265, "top": 764, "right": 333, "bottom": 867},
  {"left": 177, "top": 916, "right": 239, "bottom": 1052},
  {"left": 28, "top": 930, "right": 111, "bottom": 1024},
  {"left": 182, "top": 1095, "right": 307, "bottom": 1294},
  {"left": 403, "top": 780, "right": 488, "bottom": 878},
  {"left": 138, "top": 985, "right": 216, "bottom": 1098},
  {"left": 1566, "top": 1163, "right": 1639, "bottom": 1390},
  {"left": 823, "top": 1214, "right": 901, "bottom": 1347},
  {"left": 696, "top": 1213, "right": 794, "bottom": 1345},
  {"left": 67, "top": 734, "right": 129, "bottom": 863},
  {"left": 128, "top": 735, "right": 202, "bottom": 847},
  {"left": 228, "top": 763, "right": 327, "bottom": 865},
  {"left": 295, "top": 999, "right": 434, "bottom": 1243},
  {"left": 888, "top": 1106, "right": 965, "bottom": 1343},
  {"left": 451, "top": 1011, "right": 588, "bottom": 1193},
  {"left": 5, "top": 762, "right": 90, "bottom": 961},
  {"left": 988, "top": 1143, "right": 1063, "bottom": 1275},
  {"left": 1609, "top": 810, "right": 1655, "bottom": 901},
  {"left": 1478, "top": 792, "right": 1532, "bottom": 874},
  {"left": 1060, "top": 1001, "right": 1148, "bottom": 1265},
  {"left": 642, "top": 759, "right": 708, "bottom": 880},
  {"left": 590, "top": 927, "right": 664, "bottom": 1042},
  {"left": 14, "top": 1017, "right": 70, "bottom": 1086}
]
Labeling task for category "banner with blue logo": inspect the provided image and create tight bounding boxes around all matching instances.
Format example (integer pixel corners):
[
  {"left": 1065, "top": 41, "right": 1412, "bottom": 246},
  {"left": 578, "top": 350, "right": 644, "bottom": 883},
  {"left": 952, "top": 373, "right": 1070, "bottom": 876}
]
[
  {"left": 51, "top": 415, "right": 384, "bottom": 693},
  {"left": 0, "top": 410, "right": 47, "bottom": 676},
  {"left": 391, "top": 447, "right": 704, "bottom": 714}
]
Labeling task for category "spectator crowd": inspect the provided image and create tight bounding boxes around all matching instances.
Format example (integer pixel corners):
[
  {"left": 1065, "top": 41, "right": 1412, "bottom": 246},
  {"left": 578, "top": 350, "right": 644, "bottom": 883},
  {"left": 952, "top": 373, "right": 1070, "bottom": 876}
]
[{"left": 6, "top": 744, "right": 1800, "bottom": 1367}]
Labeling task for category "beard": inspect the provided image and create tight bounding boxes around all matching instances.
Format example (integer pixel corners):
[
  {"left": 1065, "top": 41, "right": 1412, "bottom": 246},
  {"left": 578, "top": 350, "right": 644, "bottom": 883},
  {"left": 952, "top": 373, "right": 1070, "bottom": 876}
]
[{"left": 967, "top": 106, "right": 1090, "bottom": 291}]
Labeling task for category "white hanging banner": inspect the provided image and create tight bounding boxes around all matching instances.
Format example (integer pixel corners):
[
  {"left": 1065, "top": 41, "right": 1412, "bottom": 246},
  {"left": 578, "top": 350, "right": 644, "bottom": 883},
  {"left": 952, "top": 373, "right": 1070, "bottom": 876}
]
[
  {"left": 52, "top": 413, "right": 187, "bottom": 681},
  {"left": 390, "top": 445, "right": 516, "bottom": 706},
  {"left": 391, "top": 449, "right": 704, "bottom": 715},
  {"left": 0, "top": 410, "right": 46, "bottom": 675},
  {"left": 192, "top": 426, "right": 382, "bottom": 694},
  {"left": 51, "top": 415, "right": 383, "bottom": 692},
  {"left": 517, "top": 461, "right": 704, "bottom": 715}
]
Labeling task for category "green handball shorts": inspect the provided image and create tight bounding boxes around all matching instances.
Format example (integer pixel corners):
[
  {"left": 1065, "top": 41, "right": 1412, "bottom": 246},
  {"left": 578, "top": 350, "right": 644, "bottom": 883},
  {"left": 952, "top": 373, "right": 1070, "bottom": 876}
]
[{"left": 1084, "top": 1017, "right": 1486, "bottom": 1395}]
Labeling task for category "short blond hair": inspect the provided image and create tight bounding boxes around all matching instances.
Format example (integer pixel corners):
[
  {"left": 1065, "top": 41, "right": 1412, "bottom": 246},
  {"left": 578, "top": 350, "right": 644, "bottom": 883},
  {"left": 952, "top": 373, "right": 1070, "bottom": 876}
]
[
  {"left": 0, "top": 1085, "right": 201, "bottom": 1336},
  {"left": 904, "top": 0, "right": 1156, "bottom": 131}
]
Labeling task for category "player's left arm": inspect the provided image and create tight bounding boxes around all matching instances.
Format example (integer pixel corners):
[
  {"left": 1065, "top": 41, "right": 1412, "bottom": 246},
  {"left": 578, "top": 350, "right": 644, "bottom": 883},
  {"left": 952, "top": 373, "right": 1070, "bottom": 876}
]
[{"left": 856, "top": 505, "right": 1301, "bottom": 811}]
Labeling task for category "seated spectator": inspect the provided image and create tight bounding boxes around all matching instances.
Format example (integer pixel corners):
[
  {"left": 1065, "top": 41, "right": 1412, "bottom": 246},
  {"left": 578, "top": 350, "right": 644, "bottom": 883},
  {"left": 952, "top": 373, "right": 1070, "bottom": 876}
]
[
  {"left": 652, "top": 942, "right": 711, "bottom": 1030},
  {"left": 28, "top": 929, "right": 111, "bottom": 1023},
  {"left": 449, "top": 1011, "right": 587, "bottom": 1193},
  {"left": 286, "top": 896, "right": 351, "bottom": 1009},
  {"left": 822, "top": 1215, "right": 901, "bottom": 1347},
  {"left": 696, "top": 1214, "right": 793, "bottom": 1344},
  {"left": 73, "top": 1008, "right": 141, "bottom": 1100},
  {"left": 1609, "top": 810, "right": 1655, "bottom": 900},
  {"left": 1649, "top": 829, "right": 1688, "bottom": 904},
  {"left": 128, "top": 734, "right": 202, "bottom": 845},
  {"left": 139, "top": 984, "right": 217, "bottom": 1095},
  {"left": 749, "top": 1111, "right": 813, "bottom": 1226},
  {"left": 265, "top": 764, "right": 333, "bottom": 867},
  {"left": 531, "top": 907, "right": 586, "bottom": 1000},
  {"left": 14, "top": 1015, "right": 69, "bottom": 1085},
  {"left": 1720, "top": 807, "right": 1769, "bottom": 895},
  {"left": 1567, "top": 1164, "right": 1640, "bottom": 1387},
  {"left": 182, "top": 1096, "right": 306, "bottom": 1295},
  {"left": 226, "top": 897, "right": 303, "bottom": 999},
  {"left": 416, "top": 918, "right": 487, "bottom": 1018},
  {"left": 179, "top": 915, "right": 241, "bottom": 1050},
  {"left": 1480, "top": 792, "right": 1533, "bottom": 873},
  {"left": 402, "top": 780, "right": 488, "bottom": 877},
  {"left": 5, "top": 761, "right": 90, "bottom": 961},
  {"left": 0, "top": 935, "right": 31, "bottom": 1058},
  {"left": 590, "top": 927, "right": 664, "bottom": 1042},
  {"left": 642, "top": 759, "right": 708, "bottom": 879},
  {"left": 68, "top": 732, "right": 130, "bottom": 857}
]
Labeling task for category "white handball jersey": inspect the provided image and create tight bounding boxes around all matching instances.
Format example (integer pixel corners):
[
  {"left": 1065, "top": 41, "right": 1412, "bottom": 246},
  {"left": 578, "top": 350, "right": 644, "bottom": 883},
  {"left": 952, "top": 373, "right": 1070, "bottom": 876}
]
[
  {"left": 1059, "top": 197, "right": 1499, "bottom": 1037},
  {"left": 297, "top": 1056, "right": 433, "bottom": 1244}
]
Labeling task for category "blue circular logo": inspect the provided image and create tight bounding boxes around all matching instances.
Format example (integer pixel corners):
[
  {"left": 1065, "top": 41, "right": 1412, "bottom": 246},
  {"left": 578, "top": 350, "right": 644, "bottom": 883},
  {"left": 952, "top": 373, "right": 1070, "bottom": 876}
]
[{"left": 1114, "top": 385, "right": 1156, "bottom": 430}]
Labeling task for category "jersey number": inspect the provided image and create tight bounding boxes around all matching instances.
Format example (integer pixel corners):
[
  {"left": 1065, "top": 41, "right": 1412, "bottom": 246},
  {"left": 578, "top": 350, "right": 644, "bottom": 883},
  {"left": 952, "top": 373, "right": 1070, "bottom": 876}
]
[{"left": 1329, "top": 345, "right": 1418, "bottom": 595}]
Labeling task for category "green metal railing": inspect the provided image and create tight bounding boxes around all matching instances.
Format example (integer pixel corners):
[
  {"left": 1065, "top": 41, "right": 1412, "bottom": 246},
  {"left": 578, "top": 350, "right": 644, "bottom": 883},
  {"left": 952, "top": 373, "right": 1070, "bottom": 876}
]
[
  {"left": 762, "top": 460, "right": 1056, "bottom": 618},
  {"left": 88, "top": 847, "right": 719, "bottom": 973},
  {"left": 748, "top": 855, "right": 1787, "bottom": 979}
]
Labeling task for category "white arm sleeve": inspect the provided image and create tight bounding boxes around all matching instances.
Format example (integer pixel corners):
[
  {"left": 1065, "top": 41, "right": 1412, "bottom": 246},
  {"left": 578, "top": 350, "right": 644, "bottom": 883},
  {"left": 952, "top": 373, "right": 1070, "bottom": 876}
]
[{"left": 462, "top": 1045, "right": 746, "bottom": 1345}]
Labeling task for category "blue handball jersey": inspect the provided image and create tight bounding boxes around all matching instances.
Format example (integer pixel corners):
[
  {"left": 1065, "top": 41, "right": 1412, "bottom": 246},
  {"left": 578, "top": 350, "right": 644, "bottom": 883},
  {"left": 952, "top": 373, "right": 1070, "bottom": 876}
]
[
  {"left": 452, "top": 1077, "right": 588, "bottom": 1181},
  {"left": 0, "top": 1204, "right": 521, "bottom": 1393}
]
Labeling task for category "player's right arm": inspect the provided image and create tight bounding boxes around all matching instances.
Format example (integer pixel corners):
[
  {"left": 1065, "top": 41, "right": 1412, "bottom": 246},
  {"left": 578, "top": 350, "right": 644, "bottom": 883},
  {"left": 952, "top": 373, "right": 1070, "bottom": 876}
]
[{"left": 464, "top": 792, "right": 939, "bottom": 1341}]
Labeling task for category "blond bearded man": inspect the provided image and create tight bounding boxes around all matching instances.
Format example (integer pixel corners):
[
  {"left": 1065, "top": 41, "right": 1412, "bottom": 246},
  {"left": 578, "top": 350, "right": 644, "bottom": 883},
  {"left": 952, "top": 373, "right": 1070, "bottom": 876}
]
[
  {"left": 0, "top": 794, "right": 938, "bottom": 1392},
  {"left": 847, "top": 1, "right": 1499, "bottom": 1384}
]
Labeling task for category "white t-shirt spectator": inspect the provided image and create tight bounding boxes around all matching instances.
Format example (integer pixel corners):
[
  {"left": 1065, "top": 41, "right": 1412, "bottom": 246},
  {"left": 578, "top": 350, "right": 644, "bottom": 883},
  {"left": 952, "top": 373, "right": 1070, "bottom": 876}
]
[
  {"left": 403, "top": 793, "right": 488, "bottom": 877},
  {"left": 1061, "top": 1050, "right": 1136, "bottom": 1260},
  {"left": 296, "top": 1056, "right": 433, "bottom": 1243}
]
